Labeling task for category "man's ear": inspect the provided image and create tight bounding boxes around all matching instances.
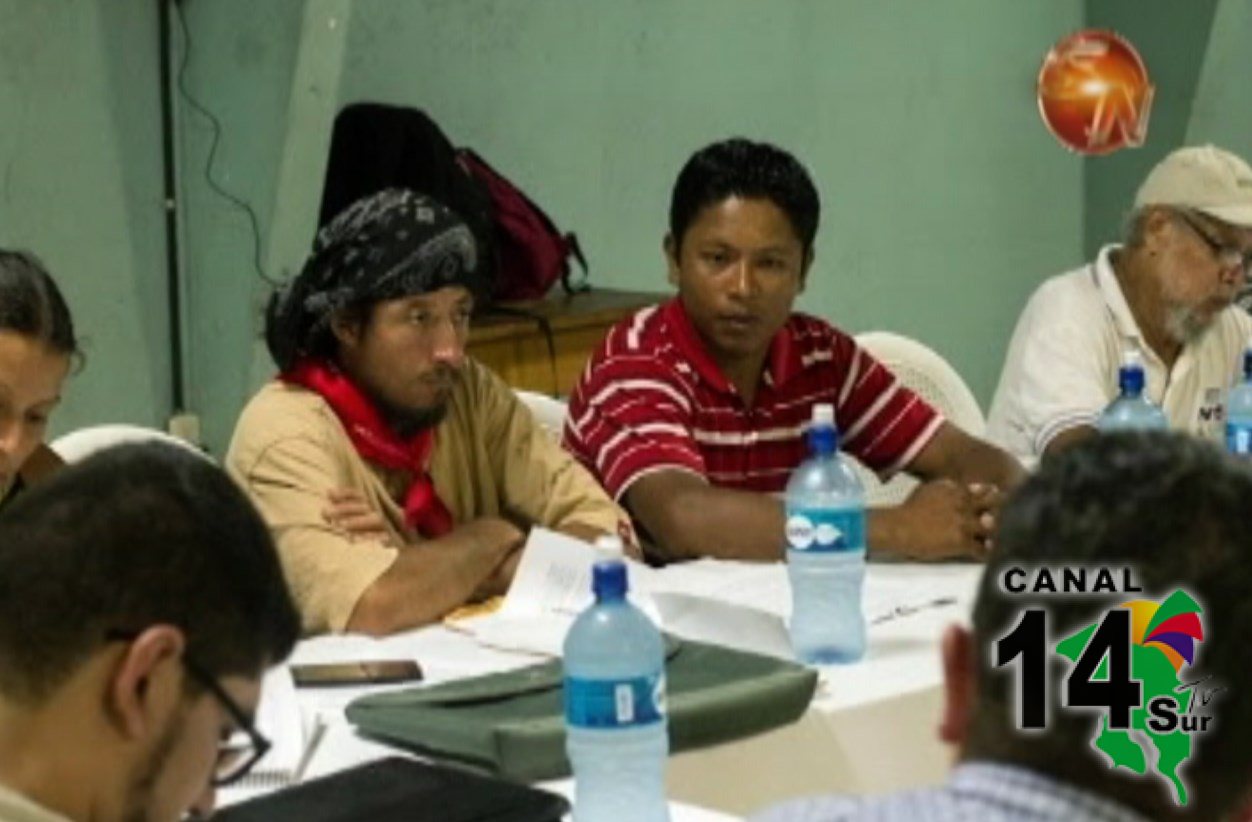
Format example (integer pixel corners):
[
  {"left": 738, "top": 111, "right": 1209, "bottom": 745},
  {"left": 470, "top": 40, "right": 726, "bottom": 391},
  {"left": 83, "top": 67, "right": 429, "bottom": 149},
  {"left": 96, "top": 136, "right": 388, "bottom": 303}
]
[
  {"left": 938, "top": 622, "right": 976, "bottom": 747},
  {"left": 330, "top": 310, "right": 363, "bottom": 351},
  {"left": 663, "top": 234, "right": 681, "bottom": 287},
  {"left": 106, "top": 625, "right": 187, "bottom": 740}
]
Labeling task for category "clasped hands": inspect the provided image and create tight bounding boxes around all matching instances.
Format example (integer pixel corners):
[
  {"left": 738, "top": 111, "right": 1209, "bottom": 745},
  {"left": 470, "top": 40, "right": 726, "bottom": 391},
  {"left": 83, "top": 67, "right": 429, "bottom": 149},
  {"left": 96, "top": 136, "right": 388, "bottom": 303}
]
[{"left": 882, "top": 479, "right": 1004, "bottom": 561}]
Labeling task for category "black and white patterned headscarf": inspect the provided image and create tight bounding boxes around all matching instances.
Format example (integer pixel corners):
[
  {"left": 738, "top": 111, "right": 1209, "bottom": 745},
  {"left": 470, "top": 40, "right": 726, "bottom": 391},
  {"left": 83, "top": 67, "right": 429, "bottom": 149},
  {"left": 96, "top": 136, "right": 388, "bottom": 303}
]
[{"left": 265, "top": 189, "right": 486, "bottom": 370}]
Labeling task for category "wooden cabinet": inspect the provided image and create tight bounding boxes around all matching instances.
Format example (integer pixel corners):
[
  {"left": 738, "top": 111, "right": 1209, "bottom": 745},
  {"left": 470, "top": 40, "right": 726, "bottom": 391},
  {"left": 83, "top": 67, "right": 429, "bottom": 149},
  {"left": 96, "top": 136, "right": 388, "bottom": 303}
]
[{"left": 468, "top": 289, "right": 669, "bottom": 396}]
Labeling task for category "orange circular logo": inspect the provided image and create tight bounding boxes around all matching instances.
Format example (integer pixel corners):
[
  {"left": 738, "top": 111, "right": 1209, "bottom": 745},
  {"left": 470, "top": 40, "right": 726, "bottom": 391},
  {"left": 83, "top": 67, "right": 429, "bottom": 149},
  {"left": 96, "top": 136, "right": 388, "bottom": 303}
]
[{"left": 1037, "top": 30, "right": 1154, "bottom": 155}]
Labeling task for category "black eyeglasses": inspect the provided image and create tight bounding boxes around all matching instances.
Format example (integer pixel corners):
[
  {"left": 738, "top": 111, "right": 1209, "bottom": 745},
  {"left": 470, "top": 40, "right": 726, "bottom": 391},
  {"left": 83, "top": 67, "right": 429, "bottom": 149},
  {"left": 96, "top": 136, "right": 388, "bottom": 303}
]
[
  {"left": 106, "top": 630, "right": 271, "bottom": 786},
  {"left": 1176, "top": 210, "right": 1252, "bottom": 276}
]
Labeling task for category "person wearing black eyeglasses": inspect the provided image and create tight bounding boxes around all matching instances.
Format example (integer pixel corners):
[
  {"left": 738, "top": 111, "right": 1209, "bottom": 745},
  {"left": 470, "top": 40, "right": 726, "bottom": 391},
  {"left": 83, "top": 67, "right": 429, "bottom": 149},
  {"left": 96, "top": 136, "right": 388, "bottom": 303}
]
[
  {"left": 0, "top": 443, "right": 300, "bottom": 821},
  {"left": 988, "top": 145, "right": 1252, "bottom": 460}
]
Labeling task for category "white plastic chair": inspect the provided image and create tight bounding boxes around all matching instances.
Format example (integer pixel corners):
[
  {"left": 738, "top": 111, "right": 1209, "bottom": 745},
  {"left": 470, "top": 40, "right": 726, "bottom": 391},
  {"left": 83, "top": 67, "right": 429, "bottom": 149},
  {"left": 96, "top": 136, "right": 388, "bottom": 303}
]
[
  {"left": 49, "top": 424, "right": 207, "bottom": 464},
  {"left": 515, "top": 390, "right": 569, "bottom": 444},
  {"left": 848, "top": 332, "right": 986, "bottom": 507}
]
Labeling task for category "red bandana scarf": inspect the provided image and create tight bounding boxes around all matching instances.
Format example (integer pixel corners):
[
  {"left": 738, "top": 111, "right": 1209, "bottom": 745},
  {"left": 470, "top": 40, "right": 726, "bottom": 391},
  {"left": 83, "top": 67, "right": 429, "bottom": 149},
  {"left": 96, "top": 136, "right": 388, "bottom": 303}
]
[{"left": 281, "top": 360, "right": 453, "bottom": 538}]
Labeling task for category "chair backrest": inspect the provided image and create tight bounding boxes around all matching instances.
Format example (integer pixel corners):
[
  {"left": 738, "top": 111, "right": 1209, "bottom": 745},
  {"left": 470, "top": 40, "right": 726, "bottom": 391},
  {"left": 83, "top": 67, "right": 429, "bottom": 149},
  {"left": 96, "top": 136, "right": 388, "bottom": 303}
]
[
  {"left": 848, "top": 332, "right": 986, "bottom": 507},
  {"left": 514, "top": 390, "right": 568, "bottom": 444},
  {"left": 49, "top": 424, "right": 207, "bottom": 464}
]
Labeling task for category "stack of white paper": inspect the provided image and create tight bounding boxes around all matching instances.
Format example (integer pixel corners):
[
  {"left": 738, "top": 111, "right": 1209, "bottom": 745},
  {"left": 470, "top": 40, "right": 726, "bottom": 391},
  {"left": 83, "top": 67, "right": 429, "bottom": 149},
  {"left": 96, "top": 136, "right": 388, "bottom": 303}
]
[
  {"left": 455, "top": 528, "right": 980, "bottom": 662},
  {"left": 457, "top": 529, "right": 794, "bottom": 658}
]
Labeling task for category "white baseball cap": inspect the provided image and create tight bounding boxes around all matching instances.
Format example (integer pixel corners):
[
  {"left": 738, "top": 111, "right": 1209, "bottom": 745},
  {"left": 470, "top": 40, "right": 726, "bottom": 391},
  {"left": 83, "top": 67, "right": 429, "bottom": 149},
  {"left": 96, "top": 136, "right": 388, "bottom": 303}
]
[{"left": 1134, "top": 144, "right": 1252, "bottom": 228}]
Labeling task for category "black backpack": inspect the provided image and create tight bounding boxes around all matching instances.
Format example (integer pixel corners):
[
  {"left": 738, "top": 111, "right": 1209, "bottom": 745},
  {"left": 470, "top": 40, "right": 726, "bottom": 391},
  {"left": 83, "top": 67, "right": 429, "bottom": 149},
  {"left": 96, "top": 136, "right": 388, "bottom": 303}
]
[
  {"left": 319, "top": 103, "right": 588, "bottom": 303},
  {"left": 319, "top": 102, "right": 499, "bottom": 294}
]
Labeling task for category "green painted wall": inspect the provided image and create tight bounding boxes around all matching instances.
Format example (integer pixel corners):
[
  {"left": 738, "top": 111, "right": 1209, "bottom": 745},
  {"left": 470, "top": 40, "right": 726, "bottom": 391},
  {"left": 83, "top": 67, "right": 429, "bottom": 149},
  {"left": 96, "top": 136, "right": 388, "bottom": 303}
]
[
  {"left": 1187, "top": 0, "right": 1252, "bottom": 151},
  {"left": 0, "top": 0, "right": 171, "bottom": 436},
  {"left": 1083, "top": 0, "right": 1222, "bottom": 257},
  {"left": 339, "top": 0, "right": 1087, "bottom": 412},
  {"left": 176, "top": 1, "right": 1091, "bottom": 452},
  {"left": 10, "top": 1, "right": 1148, "bottom": 454},
  {"left": 176, "top": 0, "right": 337, "bottom": 453}
]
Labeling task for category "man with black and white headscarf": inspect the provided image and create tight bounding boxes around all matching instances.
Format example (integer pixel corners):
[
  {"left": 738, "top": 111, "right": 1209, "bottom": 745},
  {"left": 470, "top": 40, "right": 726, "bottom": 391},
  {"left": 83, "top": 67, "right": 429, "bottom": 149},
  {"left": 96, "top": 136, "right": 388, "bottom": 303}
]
[{"left": 227, "top": 190, "right": 631, "bottom": 635}]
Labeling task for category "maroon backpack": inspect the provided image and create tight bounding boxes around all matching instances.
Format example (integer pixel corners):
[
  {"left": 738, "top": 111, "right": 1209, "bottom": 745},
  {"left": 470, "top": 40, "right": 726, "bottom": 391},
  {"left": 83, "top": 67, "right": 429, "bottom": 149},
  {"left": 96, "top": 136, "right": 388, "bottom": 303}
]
[{"left": 458, "top": 149, "right": 589, "bottom": 302}]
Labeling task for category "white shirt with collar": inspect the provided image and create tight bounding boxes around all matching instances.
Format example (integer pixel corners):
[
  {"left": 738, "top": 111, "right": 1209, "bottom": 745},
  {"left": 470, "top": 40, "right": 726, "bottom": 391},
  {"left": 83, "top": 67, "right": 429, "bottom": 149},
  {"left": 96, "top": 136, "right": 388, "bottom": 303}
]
[
  {"left": 0, "top": 782, "right": 71, "bottom": 822},
  {"left": 987, "top": 244, "right": 1252, "bottom": 458}
]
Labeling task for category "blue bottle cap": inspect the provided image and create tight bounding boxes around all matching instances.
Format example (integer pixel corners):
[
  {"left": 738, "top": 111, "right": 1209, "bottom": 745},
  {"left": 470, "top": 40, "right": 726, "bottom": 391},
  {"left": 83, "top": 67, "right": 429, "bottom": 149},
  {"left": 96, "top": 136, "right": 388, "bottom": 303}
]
[
  {"left": 808, "top": 404, "right": 840, "bottom": 455},
  {"left": 1117, "top": 350, "right": 1146, "bottom": 396},
  {"left": 1118, "top": 363, "right": 1145, "bottom": 396},
  {"left": 592, "top": 560, "right": 628, "bottom": 601}
]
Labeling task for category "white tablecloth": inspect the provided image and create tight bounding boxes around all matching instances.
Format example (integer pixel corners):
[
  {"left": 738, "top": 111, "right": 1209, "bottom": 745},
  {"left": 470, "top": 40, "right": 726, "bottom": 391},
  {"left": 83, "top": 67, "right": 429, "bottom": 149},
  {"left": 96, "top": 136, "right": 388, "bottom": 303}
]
[
  {"left": 222, "top": 561, "right": 984, "bottom": 819},
  {"left": 665, "top": 563, "right": 980, "bottom": 814}
]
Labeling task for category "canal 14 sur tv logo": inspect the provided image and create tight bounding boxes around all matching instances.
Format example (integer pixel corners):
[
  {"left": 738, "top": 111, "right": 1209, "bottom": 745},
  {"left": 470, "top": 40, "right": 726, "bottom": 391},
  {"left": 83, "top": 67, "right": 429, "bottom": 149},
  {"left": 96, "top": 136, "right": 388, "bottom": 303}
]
[{"left": 993, "top": 564, "right": 1218, "bottom": 806}]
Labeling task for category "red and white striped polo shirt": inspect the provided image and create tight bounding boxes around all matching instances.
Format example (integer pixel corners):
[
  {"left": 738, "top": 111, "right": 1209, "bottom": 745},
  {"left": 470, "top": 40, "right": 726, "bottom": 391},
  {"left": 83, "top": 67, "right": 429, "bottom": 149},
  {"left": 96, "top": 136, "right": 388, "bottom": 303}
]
[{"left": 563, "top": 299, "right": 943, "bottom": 500}]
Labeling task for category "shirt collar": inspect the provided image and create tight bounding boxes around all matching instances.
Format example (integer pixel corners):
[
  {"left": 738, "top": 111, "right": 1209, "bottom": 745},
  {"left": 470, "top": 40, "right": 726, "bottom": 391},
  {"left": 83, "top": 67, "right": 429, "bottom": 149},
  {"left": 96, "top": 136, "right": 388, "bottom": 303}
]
[
  {"left": 951, "top": 762, "right": 1153, "bottom": 822},
  {"left": 1093, "top": 244, "right": 1145, "bottom": 345},
  {"left": 661, "top": 298, "right": 804, "bottom": 396}
]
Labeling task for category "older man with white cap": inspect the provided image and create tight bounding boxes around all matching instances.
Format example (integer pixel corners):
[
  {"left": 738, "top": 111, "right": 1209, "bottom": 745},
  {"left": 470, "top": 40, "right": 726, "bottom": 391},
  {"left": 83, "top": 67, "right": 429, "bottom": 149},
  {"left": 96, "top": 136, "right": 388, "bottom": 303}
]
[{"left": 987, "top": 144, "right": 1252, "bottom": 459}]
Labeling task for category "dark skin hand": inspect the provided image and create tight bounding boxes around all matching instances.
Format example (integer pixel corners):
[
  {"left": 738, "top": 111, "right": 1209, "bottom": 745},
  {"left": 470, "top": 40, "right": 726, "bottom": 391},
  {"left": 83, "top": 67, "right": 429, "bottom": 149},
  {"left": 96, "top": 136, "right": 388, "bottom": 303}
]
[
  {"left": 326, "top": 488, "right": 641, "bottom": 557},
  {"left": 346, "top": 516, "right": 526, "bottom": 635},
  {"left": 326, "top": 490, "right": 641, "bottom": 612},
  {"left": 324, "top": 488, "right": 399, "bottom": 545},
  {"left": 627, "top": 422, "right": 1023, "bottom": 562}
]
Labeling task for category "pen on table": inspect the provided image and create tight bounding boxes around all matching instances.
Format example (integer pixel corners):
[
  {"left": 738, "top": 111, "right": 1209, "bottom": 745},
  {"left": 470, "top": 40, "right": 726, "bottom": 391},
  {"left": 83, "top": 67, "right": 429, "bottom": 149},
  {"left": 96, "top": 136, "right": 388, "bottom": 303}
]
[
  {"left": 870, "top": 596, "right": 959, "bottom": 625},
  {"left": 294, "top": 714, "right": 329, "bottom": 782}
]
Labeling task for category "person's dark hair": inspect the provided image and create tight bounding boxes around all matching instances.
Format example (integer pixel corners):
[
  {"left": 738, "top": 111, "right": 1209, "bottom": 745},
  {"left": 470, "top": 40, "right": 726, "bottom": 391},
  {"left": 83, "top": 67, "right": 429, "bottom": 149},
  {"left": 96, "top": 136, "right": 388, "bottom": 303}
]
[
  {"left": 669, "top": 138, "right": 820, "bottom": 256},
  {"left": 264, "top": 293, "right": 370, "bottom": 373},
  {"left": 0, "top": 443, "right": 300, "bottom": 705},
  {"left": 967, "top": 432, "right": 1252, "bottom": 820},
  {"left": 0, "top": 249, "right": 77, "bottom": 356}
]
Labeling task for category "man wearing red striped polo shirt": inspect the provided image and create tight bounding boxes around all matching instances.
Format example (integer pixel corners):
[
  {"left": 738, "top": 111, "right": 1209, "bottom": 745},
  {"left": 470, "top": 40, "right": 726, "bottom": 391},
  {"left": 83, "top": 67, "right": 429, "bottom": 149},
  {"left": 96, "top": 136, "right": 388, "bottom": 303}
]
[{"left": 564, "top": 139, "right": 1025, "bottom": 561}]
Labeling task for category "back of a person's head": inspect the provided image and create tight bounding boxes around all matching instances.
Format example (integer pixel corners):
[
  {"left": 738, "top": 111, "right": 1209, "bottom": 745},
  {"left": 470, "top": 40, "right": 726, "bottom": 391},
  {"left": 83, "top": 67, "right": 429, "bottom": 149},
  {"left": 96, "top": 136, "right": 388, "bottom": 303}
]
[
  {"left": 0, "top": 248, "right": 77, "bottom": 356},
  {"left": 0, "top": 442, "right": 300, "bottom": 705},
  {"left": 669, "top": 138, "right": 820, "bottom": 255},
  {"left": 968, "top": 432, "right": 1252, "bottom": 820}
]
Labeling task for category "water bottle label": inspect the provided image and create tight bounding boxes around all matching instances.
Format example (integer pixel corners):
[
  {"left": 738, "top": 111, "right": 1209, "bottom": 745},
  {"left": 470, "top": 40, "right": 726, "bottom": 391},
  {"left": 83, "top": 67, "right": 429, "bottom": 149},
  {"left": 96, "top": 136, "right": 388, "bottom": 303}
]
[
  {"left": 785, "top": 507, "right": 866, "bottom": 553},
  {"left": 564, "top": 672, "right": 666, "bottom": 729},
  {"left": 1228, "top": 422, "right": 1252, "bottom": 455}
]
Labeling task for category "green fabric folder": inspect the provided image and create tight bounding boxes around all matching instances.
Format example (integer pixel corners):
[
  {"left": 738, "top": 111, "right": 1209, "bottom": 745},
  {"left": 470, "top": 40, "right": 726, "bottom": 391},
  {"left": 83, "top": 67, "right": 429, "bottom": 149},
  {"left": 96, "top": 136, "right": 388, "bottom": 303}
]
[{"left": 345, "top": 637, "right": 818, "bottom": 782}]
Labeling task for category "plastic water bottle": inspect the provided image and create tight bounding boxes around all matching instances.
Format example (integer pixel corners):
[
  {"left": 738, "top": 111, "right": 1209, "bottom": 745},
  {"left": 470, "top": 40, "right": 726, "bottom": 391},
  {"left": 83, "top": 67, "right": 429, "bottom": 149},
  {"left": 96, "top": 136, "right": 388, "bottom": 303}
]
[
  {"left": 1097, "top": 349, "right": 1168, "bottom": 432},
  {"left": 785, "top": 403, "right": 867, "bottom": 664},
  {"left": 1227, "top": 340, "right": 1252, "bottom": 455},
  {"left": 563, "top": 560, "right": 669, "bottom": 822}
]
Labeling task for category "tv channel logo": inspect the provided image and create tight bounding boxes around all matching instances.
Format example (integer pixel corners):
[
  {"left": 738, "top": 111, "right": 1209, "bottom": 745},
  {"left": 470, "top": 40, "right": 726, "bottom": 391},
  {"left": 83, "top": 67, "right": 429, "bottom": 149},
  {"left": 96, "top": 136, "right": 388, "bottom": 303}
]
[{"left": 992, "top": 564, "right": 1219, "bottom": 806}]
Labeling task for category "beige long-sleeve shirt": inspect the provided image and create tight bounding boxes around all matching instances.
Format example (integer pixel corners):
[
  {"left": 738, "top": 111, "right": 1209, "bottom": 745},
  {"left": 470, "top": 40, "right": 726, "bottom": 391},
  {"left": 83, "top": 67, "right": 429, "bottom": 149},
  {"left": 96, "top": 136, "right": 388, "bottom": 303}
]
[{"left": 227, "top": 358, "right": 629, "bottom": 634}]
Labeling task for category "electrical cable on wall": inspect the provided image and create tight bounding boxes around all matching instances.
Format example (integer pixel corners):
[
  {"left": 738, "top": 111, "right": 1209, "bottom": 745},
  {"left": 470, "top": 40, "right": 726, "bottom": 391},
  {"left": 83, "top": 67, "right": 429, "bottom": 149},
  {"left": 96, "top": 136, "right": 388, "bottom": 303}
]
[
  {"left": 172, "top": 0, "right": 278, "bottom": 288},
  {"left": 157, "top": 0, "right": 185, "bottom": 413}
]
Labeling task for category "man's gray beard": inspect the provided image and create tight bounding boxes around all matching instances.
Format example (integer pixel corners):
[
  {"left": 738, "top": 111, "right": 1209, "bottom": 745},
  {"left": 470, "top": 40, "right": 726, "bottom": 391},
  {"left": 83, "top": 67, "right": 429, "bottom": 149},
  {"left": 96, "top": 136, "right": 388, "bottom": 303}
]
[{"left": 1164, "top": 303, "right": 1208, "bottom": 345}]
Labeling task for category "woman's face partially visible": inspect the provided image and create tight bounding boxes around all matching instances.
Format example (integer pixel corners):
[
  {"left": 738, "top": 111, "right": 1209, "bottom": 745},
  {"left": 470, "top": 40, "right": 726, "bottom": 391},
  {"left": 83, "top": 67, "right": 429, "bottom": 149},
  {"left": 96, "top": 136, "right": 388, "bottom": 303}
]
[{"left": 0, "top": 330, "right": 70, "bottom": 493}]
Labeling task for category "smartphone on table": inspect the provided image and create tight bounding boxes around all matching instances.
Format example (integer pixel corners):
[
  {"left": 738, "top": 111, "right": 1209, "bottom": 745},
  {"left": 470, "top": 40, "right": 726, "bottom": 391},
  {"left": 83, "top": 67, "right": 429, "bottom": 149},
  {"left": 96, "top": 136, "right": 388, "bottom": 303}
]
[{"left": 290, "top": 659, "right": 424, "bottom": 687}]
